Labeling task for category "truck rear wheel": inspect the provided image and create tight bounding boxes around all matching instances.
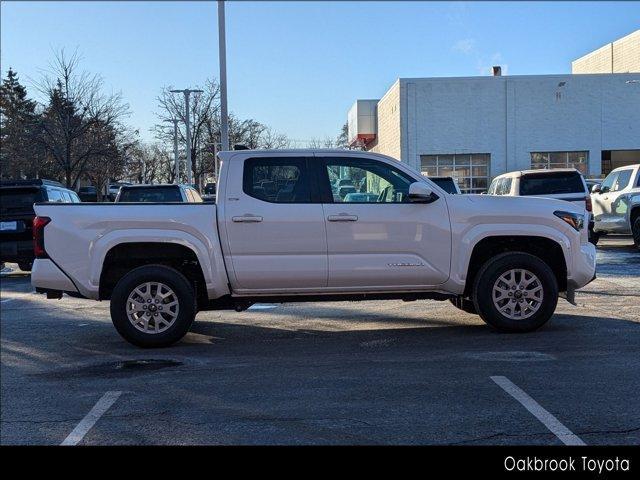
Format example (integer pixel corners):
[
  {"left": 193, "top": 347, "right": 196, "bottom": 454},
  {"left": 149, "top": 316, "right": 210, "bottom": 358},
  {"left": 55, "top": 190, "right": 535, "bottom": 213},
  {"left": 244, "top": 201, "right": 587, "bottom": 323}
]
[
  {"left": 110, "top": 265, "right": 196, "bottom": 347},
  {"left": 472, "top": 252, "right": 558, "bottom": 333}
]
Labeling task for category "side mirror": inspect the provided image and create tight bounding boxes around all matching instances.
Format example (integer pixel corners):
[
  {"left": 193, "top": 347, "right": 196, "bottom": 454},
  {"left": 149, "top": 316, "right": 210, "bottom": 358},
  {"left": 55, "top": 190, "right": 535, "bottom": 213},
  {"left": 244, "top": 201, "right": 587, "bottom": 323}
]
[
  {"left": 591, "top": 184, "right": 601, "bottom": 194},
  {"left": 409, "top": 182, "right": 438, "bottom": 203}
]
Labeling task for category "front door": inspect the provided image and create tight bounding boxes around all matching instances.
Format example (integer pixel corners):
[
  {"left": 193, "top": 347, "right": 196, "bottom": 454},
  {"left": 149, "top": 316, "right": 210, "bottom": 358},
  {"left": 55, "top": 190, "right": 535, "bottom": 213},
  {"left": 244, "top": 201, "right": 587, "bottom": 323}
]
[
  {"left": 593, "top": 168, "right": 633, "bottom": 232},
  {"left": 317, "top": 155, "right": 451, "bottom": 289},
  {"left": 223, "top": 155, "right": 327, "bottom": 292}
]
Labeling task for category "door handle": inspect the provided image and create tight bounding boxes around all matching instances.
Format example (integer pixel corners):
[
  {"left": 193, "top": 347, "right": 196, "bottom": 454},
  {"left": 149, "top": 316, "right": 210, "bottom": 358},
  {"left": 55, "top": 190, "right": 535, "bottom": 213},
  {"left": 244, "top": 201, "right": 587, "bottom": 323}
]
[
  {"left": 327, "top": 213, "right": 358, "bottom": 222},
  {"left": 232, "top": 214, "right": 263, "bottom": 223}
]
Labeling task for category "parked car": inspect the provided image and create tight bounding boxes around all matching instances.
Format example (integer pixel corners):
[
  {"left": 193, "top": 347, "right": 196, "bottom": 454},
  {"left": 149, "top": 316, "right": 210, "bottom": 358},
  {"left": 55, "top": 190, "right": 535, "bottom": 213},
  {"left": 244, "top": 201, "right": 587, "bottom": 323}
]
[
  {"left": 202, "top": 182, "right": 216, "bottom": 203},
  {"left": 0, "top": 179, "right": 80, "bottom": 271},
  {"left": 591, "top": 164, "right": 640, "bottom": 249},
  {"left": 115, "top": 184, "right": 203, "bottom": 203},
  {"left": 585, "top": 178, "right": 602, "bottom": 193},
  {"left": 78, "top": 186, "right": 98, "bottom": 202},
  {"left": 427, "top": 176, "right": 462, "bottom": 194},
  {"left": 343, "top": 192, "right": 379, "bottom": 203},
  {"left": 31, "top": 149, "right": 596, "bottom": 347},
  {"left": 106, "top": 182, "right": 131, "bottom": 201},
  {"left": 488, "top": 169, "right": 597, "bottom": 244}
]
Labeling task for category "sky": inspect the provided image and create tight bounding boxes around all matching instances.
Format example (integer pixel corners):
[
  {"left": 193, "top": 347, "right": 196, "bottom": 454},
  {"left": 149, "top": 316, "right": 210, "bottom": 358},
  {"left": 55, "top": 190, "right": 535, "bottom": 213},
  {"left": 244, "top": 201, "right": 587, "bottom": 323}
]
[{"left": 1, "top": 1, "right": 639, "bottom": 144}]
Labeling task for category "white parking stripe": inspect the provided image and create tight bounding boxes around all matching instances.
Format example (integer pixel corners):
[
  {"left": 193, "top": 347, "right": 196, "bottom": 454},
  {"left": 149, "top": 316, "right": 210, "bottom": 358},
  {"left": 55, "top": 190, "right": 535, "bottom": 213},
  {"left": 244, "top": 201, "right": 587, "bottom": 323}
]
[
  {"left": 61, "top": 391, "right": 122, "bottom": 446},
  {"left": 1, "top": 298, "right": 15, "bottom": 303},
  {"left": 248, "top": 304, "right": 278, "bottom": 310},
  {"left": 491, "top": 376, "right": 585, "bottom": 446}
]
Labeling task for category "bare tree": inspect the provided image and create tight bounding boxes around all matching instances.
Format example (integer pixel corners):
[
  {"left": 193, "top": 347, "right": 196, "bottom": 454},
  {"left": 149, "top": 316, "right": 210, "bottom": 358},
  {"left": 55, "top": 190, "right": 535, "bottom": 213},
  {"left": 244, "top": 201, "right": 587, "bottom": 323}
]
[
  {"left": 307, "top": 136, "right": 336, "bottom": 149},
  {"left": 154, "top": 79, "right": 219, "bottom": 184},
  {"left": 32, "top": 49, "right": 130, "bottom": 188},
  {"left": 259, "top": 127, "right": 292, "bottom": 149}
]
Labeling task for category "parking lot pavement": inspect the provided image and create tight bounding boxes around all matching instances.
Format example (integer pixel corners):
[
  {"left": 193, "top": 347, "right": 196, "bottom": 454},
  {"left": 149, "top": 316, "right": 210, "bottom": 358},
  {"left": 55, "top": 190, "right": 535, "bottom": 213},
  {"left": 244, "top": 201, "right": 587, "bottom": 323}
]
[{"left": 1, "top": 236, "right": 638, "bottom": 445}]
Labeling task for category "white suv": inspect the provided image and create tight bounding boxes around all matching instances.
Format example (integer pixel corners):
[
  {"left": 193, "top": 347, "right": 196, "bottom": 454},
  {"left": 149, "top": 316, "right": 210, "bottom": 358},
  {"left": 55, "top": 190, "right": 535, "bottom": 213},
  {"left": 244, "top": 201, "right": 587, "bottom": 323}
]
[
  {"left": 591, "top": 164, "right": 640, "bottom": 249},
  {"left": 488, "top": 169, "right": 597, "bottom": 244}
]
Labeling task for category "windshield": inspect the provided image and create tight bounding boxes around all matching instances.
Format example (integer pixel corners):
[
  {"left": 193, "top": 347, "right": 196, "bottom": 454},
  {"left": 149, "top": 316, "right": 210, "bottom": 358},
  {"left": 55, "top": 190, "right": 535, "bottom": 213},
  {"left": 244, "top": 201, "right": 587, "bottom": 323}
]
[
  {"left": 519, "top": 172, "right": 585, "bottom": 196},
  {"left": 118, "top": 187, "right": 182, "bottom": 202}
]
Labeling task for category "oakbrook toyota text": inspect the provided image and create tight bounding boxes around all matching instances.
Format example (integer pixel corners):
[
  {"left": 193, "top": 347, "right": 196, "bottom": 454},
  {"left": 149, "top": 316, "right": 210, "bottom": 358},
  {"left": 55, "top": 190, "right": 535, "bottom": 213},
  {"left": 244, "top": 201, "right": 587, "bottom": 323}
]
[{"left": 504, "top": 456, "right": 631, "bottom": 473}]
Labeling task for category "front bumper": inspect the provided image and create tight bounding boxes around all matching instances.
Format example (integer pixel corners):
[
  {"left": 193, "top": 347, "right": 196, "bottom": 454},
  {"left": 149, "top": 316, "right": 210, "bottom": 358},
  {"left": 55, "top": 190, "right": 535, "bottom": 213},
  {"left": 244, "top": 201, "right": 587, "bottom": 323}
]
[{"left": 567, "top": 242, "right": 597, "bottom": 290}]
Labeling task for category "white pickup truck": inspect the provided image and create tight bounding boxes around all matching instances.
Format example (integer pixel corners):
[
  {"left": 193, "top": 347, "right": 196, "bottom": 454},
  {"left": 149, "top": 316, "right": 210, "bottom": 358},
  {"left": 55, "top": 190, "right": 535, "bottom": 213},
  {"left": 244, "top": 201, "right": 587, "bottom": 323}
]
[{"left": 31, "top": 150, "right": 596, "bottom": 347}]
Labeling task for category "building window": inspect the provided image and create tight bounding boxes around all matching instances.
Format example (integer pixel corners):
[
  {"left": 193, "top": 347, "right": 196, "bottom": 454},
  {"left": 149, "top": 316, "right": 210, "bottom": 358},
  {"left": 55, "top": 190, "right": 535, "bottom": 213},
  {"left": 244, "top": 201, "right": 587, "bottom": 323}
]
[
  {"left": 530, "top": 151, "right": 588, "bottom": 174},
  {"left": 420, "top": 153, "right": 490, "bottom": 194}
]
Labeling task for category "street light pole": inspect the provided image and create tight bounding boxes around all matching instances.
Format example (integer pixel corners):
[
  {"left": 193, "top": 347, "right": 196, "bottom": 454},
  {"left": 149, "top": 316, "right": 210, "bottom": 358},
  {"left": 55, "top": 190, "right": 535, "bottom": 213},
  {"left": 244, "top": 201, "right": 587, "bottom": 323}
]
[
  {"left": 170, "top": 89, "right": 203, "bottom": 185},
  {"left": 165, "top": 119, "right": 180, "bottom": 183},
  {"left": 218, "top": 0, "right": 229, "bottom": 151},
  {"left": 184, "top": 92, "right": 192, "bottom": 185}
]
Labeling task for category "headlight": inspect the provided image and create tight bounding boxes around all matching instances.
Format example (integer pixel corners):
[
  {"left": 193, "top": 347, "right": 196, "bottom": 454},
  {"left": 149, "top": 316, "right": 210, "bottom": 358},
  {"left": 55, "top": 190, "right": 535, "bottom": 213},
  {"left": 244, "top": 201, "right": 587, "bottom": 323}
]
[{"left": 554, "top": 210, "right": 584, "bottom": 231}]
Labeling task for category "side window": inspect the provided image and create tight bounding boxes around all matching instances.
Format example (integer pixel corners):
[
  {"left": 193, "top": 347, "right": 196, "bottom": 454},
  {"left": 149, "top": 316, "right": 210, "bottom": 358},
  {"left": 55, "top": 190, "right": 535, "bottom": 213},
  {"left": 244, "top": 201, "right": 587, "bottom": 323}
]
[
  {"left": 611, "top": 169, "right": 632, "bottom": 192},
  {"left": 183, "top": 188, "right": 194, "bottom": 202},
  {"left": 70, "top": 192, "right": 81, "bottom": 203},
  {"left": 322, "top": 158, "right": 414, "bottom": 203},
  {"left": 600, "top": 172, "right": 618, "bottom": 193},
  {"left": 636, "top": 171, "right": 640, "bottom": 188},
  {"left": 502, "top": 178, "right": 512, "bottom": 195},
  {"left": 46, "top": 189, "right": 64, "bottom": 202},
  {"left": 243, "top": 157, "right": 311, "bottom": 203},
  {"left": 492, "top": 177, "right": 511, "bottom": 195},
  {"left": 488, "top": 178, "right": 498, "bottom": 195},
  {"left": 61, "top": 191, "right": 73, "bottom": 203}
]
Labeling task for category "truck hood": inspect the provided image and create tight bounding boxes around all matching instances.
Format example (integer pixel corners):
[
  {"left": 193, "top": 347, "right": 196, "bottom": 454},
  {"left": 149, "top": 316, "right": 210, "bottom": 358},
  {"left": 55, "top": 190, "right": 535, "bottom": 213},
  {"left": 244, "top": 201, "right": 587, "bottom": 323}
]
[
  {"left": 445, "top": 193, "right": 587, "bottom": 234},
  {"left": 463, "top": 193, "right": 585, "bottom": 215}
]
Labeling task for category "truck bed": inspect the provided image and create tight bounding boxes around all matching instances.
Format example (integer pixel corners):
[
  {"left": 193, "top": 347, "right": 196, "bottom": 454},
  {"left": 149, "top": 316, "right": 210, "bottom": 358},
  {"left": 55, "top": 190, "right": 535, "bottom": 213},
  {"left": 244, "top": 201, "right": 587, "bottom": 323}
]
[{"left": 33, "top": 202, "right": 224, "bottom": 299}]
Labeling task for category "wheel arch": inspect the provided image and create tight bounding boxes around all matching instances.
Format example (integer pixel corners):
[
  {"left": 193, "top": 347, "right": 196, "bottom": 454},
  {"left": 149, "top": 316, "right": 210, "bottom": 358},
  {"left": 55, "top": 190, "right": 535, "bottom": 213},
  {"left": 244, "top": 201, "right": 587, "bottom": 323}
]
[{"left": 463, "top": 235, "right": 568, "bottom": 297}]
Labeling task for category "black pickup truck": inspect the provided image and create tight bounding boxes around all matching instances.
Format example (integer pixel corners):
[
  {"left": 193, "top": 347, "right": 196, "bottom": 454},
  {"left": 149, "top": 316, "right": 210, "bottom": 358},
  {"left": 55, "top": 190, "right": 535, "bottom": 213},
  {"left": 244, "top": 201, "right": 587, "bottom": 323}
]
[{"left": 0, "top": 179, "right": 80, "bottom": 271}]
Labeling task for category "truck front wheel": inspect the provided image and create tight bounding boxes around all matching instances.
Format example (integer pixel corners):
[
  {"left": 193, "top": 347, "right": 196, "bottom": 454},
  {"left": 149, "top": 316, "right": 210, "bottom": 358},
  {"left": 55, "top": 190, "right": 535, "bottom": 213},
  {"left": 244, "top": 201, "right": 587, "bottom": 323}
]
[
  {"left": 110, "top": 265, "right": 196, "bottom": 347},
  {"left": 633, "top": 217, "right": 640, "bottom": 250},
  {"left": 472, "top": 252, "right": 558, "bottom": 332}
]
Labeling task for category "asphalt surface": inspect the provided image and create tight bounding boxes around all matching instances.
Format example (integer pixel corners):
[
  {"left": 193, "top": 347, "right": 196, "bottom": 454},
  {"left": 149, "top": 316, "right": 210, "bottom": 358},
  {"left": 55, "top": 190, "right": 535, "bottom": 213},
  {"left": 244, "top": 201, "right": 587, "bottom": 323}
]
[{"left": 1, "top": 236, "right": 638, "bottom": 445}]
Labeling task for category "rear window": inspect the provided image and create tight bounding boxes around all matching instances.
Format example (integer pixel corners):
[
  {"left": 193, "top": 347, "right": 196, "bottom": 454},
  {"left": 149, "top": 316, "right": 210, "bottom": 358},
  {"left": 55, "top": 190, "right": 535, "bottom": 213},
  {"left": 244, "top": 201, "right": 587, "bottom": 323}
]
[
  {"left": 243, "top": 157, "right": 311, "bottom": 203},
  {"left": 0, "top": 187, "right": 44, "bottom": 215},
  {"left": 519, "top": 172, "right": 585, "bottom": 196},
  {"left": 118, "top": 187, "right": 182, "bottom": 202}
]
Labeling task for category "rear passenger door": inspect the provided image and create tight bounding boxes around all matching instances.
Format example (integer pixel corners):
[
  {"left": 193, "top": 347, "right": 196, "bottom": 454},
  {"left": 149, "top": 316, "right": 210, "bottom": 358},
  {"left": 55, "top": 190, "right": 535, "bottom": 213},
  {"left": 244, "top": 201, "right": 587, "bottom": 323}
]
[{"left": 222, "top": 155, "right": 327, "bottom": 293}]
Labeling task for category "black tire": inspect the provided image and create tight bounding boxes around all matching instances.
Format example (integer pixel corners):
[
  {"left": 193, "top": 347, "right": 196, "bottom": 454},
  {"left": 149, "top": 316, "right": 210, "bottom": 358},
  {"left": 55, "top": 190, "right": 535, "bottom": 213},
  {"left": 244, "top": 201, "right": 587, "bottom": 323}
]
[
  {"left": 588, "top": 229, "right": 600, "bottom": 246},
  {"left": 449, "top": 297, "right": 477, "bottom": 314},
  {"left": 633, "top": 217, "right": 640, "bottom": 251},
  {"left": 110, "top": 265, "right": 196, "bottom": 347},
  {"left": 18, "top": 262, "right": 33, "bottom": 272},
  {"left": 472, "top": 252, "right": 558, "bottom": 333}
]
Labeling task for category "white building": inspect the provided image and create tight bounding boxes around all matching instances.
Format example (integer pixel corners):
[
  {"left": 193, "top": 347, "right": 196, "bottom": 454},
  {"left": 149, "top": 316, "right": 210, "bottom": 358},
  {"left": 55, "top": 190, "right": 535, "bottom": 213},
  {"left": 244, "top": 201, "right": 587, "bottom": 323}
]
[{"left": 348, "top": 72, "right": 640, "bottom": 193}]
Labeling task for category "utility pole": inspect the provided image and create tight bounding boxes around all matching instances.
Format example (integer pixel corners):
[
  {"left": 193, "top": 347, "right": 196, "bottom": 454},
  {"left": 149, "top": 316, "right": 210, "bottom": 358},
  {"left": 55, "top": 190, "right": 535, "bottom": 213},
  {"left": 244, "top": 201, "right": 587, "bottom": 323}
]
[
  {"left": 170, "top": 88, "right": 203, "bottom": 185},
  {"left": 218, "top": 0, "right": 229, "bottom": 151},
  {"left": 165, "top": 118, "right": 180, "bottom": 183}
]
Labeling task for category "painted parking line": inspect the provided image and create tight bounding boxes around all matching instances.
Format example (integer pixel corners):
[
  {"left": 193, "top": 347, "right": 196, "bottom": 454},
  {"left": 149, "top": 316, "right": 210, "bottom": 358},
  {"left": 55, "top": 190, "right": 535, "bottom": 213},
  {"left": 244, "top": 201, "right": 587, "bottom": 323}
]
[
  {"left": 490, "top": 376, "right": 585, "bottom": 446},
  {"left": 248, "top": 304, "right": 278, "bottom": 310},
  {"left": 1, "top": 298, "right": 15, "bottom": 303},
  {"left": 61, "top": 391, "right": 122, "bottom": 446}
]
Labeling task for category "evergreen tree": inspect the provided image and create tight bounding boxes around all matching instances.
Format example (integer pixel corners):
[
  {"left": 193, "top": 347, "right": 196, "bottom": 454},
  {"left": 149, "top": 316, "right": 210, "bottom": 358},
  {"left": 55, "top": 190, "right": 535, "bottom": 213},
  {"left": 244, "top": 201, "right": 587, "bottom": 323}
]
[{"left": 0, "top": 68, "right": 41, "bottom": 179}]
